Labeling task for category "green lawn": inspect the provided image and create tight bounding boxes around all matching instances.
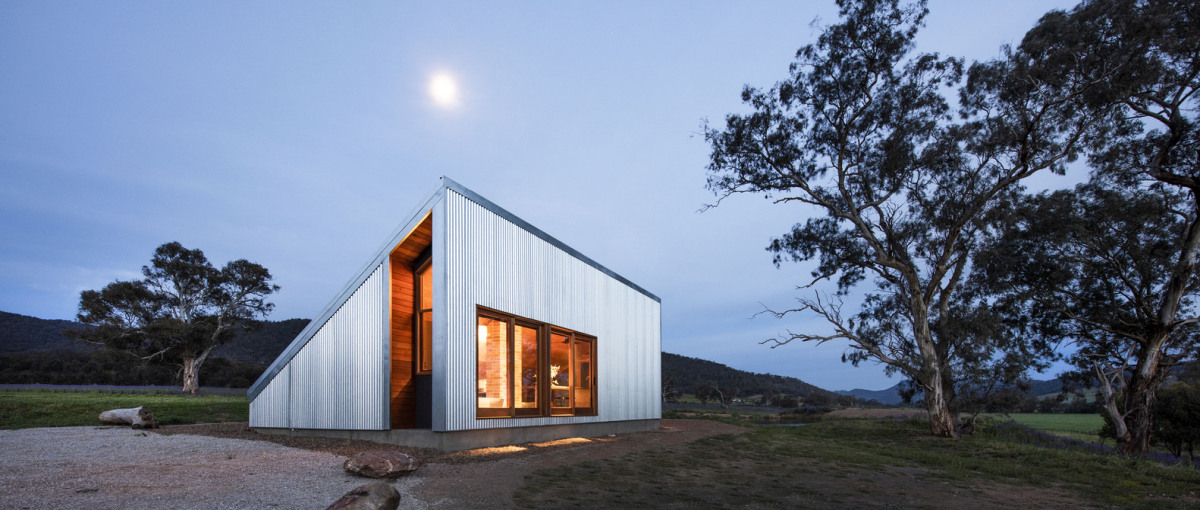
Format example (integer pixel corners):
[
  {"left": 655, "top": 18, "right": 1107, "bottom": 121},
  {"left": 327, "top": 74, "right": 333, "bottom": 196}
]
[
  {"left": 515, "top": 418, "right": 1200, "bottom": 509},
  {"left": 997, "top": 413, "right": 1105, "bottom": 443},
  {"left": 0, "top": 389, "right": 249, "bottom": 429}
]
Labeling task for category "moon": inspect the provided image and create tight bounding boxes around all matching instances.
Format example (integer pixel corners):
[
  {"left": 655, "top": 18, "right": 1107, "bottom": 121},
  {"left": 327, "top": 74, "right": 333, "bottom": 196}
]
[{"left": 429, "top": 73, "right": 459, "bottom": 107}]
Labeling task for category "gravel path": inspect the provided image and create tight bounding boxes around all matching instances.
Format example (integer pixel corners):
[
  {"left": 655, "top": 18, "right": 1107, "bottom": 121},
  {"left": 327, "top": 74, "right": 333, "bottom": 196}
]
[
  {"left": 0, "top": 420, "right": 747, "bottom": 509},
  {"left": 0, "top": 426, "right": 425, "bottom": 510}
]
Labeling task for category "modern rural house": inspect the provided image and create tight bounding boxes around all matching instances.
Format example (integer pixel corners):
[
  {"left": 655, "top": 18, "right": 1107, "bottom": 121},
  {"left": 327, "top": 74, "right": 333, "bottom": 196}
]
[{"left": 247, "top": 177, "right": 662, "bottom": 450}]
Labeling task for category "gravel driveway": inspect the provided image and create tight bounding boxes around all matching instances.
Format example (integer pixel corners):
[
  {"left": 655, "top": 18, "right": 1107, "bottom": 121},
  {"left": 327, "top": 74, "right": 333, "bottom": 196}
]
[
  {"left": 0, "top": 426, "right": 424, "bottom": 510},
  {"left": 0, "top": 420, "right": 749, "bottom": 509}
]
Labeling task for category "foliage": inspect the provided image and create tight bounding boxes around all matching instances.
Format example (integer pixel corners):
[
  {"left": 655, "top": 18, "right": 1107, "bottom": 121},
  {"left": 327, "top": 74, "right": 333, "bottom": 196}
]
[
  {"left": 692, "top": 382, "right": 717, "bottom": 406},
  {"left": 770, "top": 393, "right": 799, "bottom": 409},
  {"left": 660, "top": 372, "right": 680, "bottom": 403},
  {"left": 71, "top": 242, "right": 279, "bottom": 393},
  {"left": 0, "top": 389, "right": 248, "bottom": 429},
  {"left": 514, "top": 418, "right": 1200, "bottom": 509},
  {"left": 1153, "top": 383, "right": 1200, "bottom": 460},
  {"left": 975, "top": 0, "right": 1200, "bottom": 454},
  {"left": 703, "top": 0, "right": 1099, "bottom": 436}
]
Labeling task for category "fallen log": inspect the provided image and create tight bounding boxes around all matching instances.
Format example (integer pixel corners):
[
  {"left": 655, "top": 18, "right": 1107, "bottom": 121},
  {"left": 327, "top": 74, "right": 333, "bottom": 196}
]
[{"left": 98, "top": 406, "right": 158, "bottom": 429}]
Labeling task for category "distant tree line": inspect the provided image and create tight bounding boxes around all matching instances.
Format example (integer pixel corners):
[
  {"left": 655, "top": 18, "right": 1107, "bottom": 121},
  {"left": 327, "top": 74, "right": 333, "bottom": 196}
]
[
  {"left": 0, "top": 349, "right": 266, "bottom": 388},
  {"left": 0, "top": 308, "right": 307, "bottom": 389}
]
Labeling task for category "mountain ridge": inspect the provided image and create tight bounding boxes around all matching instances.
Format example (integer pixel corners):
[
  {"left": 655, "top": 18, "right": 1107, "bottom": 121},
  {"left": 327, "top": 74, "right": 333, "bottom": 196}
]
[{"left": 6, "top": 309, "right": 1046, "bottom": 402}]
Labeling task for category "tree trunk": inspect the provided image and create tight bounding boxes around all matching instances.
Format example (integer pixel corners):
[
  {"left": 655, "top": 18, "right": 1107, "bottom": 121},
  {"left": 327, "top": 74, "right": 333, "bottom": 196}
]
[
  {"left": 182, "top": 357, "right": 200, "bottom": 395},
  {"left": 1120, "top": 340, "right": 1166, "bottom": 454},
  {"left": 908, "top": 293, "right": 956, "bottom": 438},
  {"left": 1123, "top": 381, "right": 1155, "bottom": 454},
  {"left": 1095, "top": 363, "right": 1131, "bottom": 450},
  {"left": 180, "top": 344, "right": 217, "bottom": 395},
  {"left": 98, "top": 406, "right": 158, "bottom": 428},
  {"left": 922, "top": 373, "right": 957, "bottom": 438}
]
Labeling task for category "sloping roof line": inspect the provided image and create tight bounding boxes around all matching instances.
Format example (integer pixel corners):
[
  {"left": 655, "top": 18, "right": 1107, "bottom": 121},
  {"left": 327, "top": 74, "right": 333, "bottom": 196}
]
[{"left": 248, "top": 176, "right": 659, "bottom": 401}]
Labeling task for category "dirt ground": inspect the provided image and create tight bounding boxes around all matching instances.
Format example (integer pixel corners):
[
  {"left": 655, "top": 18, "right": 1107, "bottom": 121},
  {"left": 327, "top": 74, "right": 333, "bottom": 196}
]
[
  {"left": 161, "top": 418, "right": 1096, "bottom": 509},
  {"left": 161, "top": 419, "right": 748, "bottom": 508}
]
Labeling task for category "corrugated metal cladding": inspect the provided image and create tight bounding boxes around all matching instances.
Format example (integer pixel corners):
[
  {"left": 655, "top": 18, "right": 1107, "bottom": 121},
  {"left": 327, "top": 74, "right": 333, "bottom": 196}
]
[
  {"left": 248, "top": 264, "right": 388, "bottom": 430},
  {"left": 249, "top": 365, "right": 289, "bottom": 427},
  {"left": 440, "top": 189, "right": 662, "bottom": 432}
]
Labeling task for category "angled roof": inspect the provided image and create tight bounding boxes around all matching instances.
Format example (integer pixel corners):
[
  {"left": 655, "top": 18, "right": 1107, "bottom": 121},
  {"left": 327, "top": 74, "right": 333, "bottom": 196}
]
[{"left": 248, "top": 176, "right": 659, "bottom": 400}]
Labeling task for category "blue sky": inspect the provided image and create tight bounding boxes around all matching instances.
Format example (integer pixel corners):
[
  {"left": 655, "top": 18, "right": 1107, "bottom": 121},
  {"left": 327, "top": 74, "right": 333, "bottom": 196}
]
[{"left": 1, "top": 1, "right": 1078, "bottom": 391}]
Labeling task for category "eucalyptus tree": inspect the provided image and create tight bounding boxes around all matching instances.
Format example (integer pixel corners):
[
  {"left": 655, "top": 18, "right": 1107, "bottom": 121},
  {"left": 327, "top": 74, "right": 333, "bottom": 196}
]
[
  {"left": 704, "top": 0, "right": 1101, "bottom": 437},
  {"left": 974, "top": 0, "right": 1200, "bottom": 453},
  {"left": 72, "top": 242, "right": 278, "bottom": 394},
  {"left": 977, "top": 180, "right": 1200, "bottom": 453}
]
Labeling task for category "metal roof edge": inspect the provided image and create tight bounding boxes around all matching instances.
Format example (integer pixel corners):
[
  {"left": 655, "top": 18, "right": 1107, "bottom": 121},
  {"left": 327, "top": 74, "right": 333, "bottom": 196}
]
[
  {"left": 441, "top": 176, "right": 661, "bottom": 304},
  {"left": 247, "top": 179, "right": 448, "bottom": 401}
]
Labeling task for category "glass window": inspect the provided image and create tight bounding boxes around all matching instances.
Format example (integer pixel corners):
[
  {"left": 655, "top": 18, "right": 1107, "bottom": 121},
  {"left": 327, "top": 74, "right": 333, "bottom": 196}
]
[
  {"left": 416, "top": 260, "right": 433, "bottom": 374},
  {"left": 573, "top": 336, "right": 595, "bottom": 415},
  {"left": 476, "top": 315, "right": 509, "bottom": 417},
  {"left": 514, "top": 323, "right": 540, "bottom": 416},
  {"left": 476, "top": 307, "right": 597, "bottom": 419},
  {"left": 550, "top": 330, "right": 572, "bottom": 414}
]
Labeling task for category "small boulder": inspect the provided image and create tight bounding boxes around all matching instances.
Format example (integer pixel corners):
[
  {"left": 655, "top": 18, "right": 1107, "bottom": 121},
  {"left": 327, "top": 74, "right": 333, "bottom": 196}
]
[
  {"left": 325, "top": 481, "right": 399, "bottom": 510},
  {"left": 343, "top": 451, "right": 420, "bottom": 478}
]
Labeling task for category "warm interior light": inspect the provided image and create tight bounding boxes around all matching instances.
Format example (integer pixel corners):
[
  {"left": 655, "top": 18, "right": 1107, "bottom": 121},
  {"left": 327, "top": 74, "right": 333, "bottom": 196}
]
[{"left": 530, "top": 437, "right": 592, "bottom": 448}]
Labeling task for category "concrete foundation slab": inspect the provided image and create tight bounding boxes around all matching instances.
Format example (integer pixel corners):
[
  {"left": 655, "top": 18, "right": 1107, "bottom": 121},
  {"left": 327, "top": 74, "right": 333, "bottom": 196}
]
[{"left": 252, "top": 419, "right": 661, "bottom": 451}]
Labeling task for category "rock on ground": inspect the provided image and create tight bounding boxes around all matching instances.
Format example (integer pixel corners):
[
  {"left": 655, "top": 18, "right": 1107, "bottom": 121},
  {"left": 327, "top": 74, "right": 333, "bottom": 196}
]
[
  {"left": 344, "top": 451, "right": 420, "bottom": 478},
  {"left": 325, "top": 481, "right": 400, "bottom": 510}
]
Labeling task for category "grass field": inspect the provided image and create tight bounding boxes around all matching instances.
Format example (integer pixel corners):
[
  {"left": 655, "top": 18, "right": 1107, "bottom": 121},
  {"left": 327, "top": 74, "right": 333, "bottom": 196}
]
[
  {"left": 515, "top": 418, "right": 1200, "bottom": 509},
  {"left": 1005, "top": 412, "right": 1104, "bottom": 434},
  {"left": 0, "top": 389, "right": 249, "bottom": 429},
  {"left": 985, "top": 412, "right": 1107, "bottom": 444}
]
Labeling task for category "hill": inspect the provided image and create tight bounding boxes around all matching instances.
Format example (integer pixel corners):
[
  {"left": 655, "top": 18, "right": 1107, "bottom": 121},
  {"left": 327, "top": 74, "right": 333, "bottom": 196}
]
[
  {"left": 211, "top": 318, "right": 310, "bottom": 365},
  {"left": 0, "top": 310, "right": 307, "bottom": 387},
  {"left": 3, "top": 310, "right": 848, "bottom": 397},
  {"left": 837, "top": 377, "right": 1071, "bottom": 406},
  {"left": 0, "top": 311, "right": 92, "bottom": 353},
  {"left": 662, "top": 352, "right": 838, "bottom": 401},
  {"left": 836, "top": 384, "right": 907, "bottom": 405}
]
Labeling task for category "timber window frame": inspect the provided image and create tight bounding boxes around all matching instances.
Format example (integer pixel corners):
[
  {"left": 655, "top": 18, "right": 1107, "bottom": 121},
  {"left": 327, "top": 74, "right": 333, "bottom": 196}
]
[
  {"left": 414, "top": 252, "right": 433, "bottom": 375},
  {"left": 475, "top": 306, "right": 597, "bottom": 419}
]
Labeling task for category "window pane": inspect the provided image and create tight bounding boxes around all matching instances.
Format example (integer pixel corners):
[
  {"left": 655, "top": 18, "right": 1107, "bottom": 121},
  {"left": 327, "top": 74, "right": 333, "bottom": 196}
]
[
  {"left": 419, "top": 311, "right": 432, "bottom": 372},
  {"left": 514, "top": 324, "right": 539, "bottom": 410},
  {"left": 573, "top": 338, "right": 593, "bottom": 411},
  {"left": 416, "top": 262, "right": 433, "bottom": 373},
  {"left": 550, "top": 331, "right": 571, "bottom": 411},
  {"left": 477, "top": 317, "right": 508, "bottom": 410},
  {"left": 419, "top": 262, "right": 432, "bottom": 309}
]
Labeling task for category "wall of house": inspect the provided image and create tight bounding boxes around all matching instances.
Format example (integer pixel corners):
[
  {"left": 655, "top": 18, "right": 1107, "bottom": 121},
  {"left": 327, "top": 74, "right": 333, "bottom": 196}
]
[
  {"left": 249, "top": 263, "right": 389, "bottom": 430},
  {"left": 437, "top": 189, "right": 662, "bottom": 432}
]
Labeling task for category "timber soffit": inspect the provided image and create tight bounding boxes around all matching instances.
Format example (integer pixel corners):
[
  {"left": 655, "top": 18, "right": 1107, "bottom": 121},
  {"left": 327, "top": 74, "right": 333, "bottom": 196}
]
[{"left": 248, "top": 176, "right": 661, "bottom": 401}]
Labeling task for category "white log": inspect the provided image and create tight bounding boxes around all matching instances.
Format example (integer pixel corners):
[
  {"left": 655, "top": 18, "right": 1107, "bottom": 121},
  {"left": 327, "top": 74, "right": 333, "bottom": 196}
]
[{"left": 98, "top": 406, "right": 157, "bottom": 428}]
